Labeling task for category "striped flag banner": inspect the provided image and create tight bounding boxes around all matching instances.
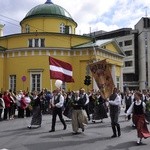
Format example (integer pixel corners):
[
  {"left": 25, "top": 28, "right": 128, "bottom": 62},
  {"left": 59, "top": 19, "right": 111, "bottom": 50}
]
[{"left": 49, "top": 56, "right": 74, "bottom": 82}]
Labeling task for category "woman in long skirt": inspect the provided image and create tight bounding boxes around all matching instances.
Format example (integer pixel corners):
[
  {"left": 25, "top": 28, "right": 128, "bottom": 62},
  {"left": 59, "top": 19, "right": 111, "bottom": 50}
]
[
  {"left": 28, "top": 91, "right": 42, "bottom": 129},
  {"left": 126, "top": 91, "right": 150, "bottom": 145},
  {"left": 71, "top": 91, "right": 88, "bottom": 134},
  {"left": 92, "top": 91, "right": 108, "bottom": 123}
]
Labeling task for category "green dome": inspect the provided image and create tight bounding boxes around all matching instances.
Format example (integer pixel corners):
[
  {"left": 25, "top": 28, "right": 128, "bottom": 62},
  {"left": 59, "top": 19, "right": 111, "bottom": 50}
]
[{"left": 23, "top": 0, "right": 73, "bottom": 21}]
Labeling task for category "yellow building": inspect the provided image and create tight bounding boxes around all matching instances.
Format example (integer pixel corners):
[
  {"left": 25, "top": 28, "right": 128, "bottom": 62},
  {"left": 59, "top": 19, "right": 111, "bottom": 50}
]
[{"left": 0, "top": 0, "right": 125, "bottom": 93}]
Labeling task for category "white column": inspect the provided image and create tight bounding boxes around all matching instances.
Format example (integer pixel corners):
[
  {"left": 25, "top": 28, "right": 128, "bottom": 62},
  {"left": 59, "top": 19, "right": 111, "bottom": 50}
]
[
  {"left": 93, "top": 78, "right": 99, "bottom": 91},
  {"left": 0, "top": 24, "right": 5, "bottom": 36},
  {"left": 120, "top": 67, "right": 123, "bottom": 92},
  {"left": 111, "top": 65, "right": 116, "bottom": 87}
]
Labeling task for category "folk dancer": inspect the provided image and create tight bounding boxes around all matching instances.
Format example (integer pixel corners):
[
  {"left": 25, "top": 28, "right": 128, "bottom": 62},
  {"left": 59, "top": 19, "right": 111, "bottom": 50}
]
[
  {"left": 28, "top": 91, "right": 42, "bottom": 129},
  {"left": 126, "top": 91, "right": 150, "bottom": 145},
  {"left": 49, "top": 88, "right": 67, "bottom": 132},
  {"left": 109, "top": 88, "right": 121, "bottom": 138},
  {"left": 71, "top": 91, "right": 88, "bottom": 134},
  {"left": 79, "top": 88, "right": 90, "bottom": 121}
]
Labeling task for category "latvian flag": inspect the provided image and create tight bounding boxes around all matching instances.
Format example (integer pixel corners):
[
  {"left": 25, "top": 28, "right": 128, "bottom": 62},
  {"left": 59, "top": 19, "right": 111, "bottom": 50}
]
[{"left": 49, "top": 56, "right": 74, "bottom": 82}]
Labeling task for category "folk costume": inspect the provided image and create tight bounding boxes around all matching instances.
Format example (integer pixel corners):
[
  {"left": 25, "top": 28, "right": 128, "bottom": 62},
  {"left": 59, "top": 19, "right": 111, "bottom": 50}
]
[
  {"left": 126, "top": 92, "right": 150, "bottom": 145},
  {"left": 63, "top": 92, "right": 74, "bottom": 119},
  {"left": 71, "top": 91, "right": 88, "bottom": 134},
  {"left": 109, "top": 88, "right": 121, "bottom": 138},
  {"left": 79, "top": 88, "right": 90, "bottom": 121},
  {"left": 124, "top": 92, "right": 132, "bottom": 120},
  {"left": 92, "top": 93, "right": 108, "bottom": 123},
  {"left": 49, "top": 89, "right": 67, "bottom": 132},
  {"left": 28, "top": 92, "right": 42, "bottom": 129}
]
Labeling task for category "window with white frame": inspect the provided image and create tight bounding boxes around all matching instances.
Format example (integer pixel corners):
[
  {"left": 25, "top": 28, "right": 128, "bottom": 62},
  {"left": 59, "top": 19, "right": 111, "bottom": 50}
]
[
  {"left": 30, "top": 73, "right": 41, "bottom": 92},
  {"left": 9, "top": 75, "right": 16, "bottom": 92},
  {"left": 25, "top": 24, "right": 30, "bottom": 33},
  {"left": 28, "top": 39, "right": 32, "bottom": 47},
  {"left": 28, "top": 39, "right": 45, "bottom": 47},
  {"left": 35, "top": 38, "right": 39, "bottom": 47},
  {"left": 60, "top": 23, "right": 65, "bottom": 33}
]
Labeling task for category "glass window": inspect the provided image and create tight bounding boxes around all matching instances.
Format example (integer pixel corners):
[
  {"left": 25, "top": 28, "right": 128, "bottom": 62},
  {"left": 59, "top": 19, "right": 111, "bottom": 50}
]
[
  {"left": 40, "top": 38, "right": 45, "bottom": 47},
  {"left": 28, "top": 39, "right": 32, "bottom": 47},
  {"left": 28, "top": 39, "right": 45, "bottom": 47},
  {"left": 124, "top": 50, "right": 132, "bottom": 56},
  {"left": 124, "top": 40, "right": 132, "bottom": 46},
  {"left": 35, "top": 39, "right": 39, "bottom": 47},
  {"left": 9, "top": 75, "right": 16, "bottom": 92},
  {"left": 31, "top": 73, "right": 41, "bottom": 92},
  {"left": 60, "top": 23, "right": 65, "bottom": 33},
  {"left": 26, "top": 24, "right": 30, "bottom": 33},
  {"left": 125, "top": 61, "right": 133, "bottom": 67},
  {"left": 119, "top": 42, "right": 123, "bottom": 47}
]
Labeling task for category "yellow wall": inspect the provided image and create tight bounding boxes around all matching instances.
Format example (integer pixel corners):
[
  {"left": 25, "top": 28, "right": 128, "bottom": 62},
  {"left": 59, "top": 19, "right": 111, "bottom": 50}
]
[
  {"left": 21, "top": 17, "right": 77, "bottom": 34},
  {"left": 106, "top": 43, "right": 119, "bottom": 53},
  {"left": 0, "top": 55, "right": 4, "bottom": 91},
  {"left": 0, "top": 33, "right": 91, "bottom": 49}
]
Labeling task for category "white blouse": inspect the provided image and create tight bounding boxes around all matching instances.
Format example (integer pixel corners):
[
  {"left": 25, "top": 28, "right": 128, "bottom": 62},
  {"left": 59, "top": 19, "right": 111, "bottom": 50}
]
[{"left": 126, "top": 100, "right": 146, "bottom": 116}]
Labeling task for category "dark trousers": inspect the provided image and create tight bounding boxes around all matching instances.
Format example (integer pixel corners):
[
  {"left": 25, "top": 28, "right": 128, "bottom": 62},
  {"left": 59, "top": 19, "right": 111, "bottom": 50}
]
[
  {"left": 0, "top": 109, "right": 3, "bottom": 120},
  {"left": 3, "top": 107, "right": 11, "bottom": 120},
  {"left": 18, "top": 107, "right": 24, "bottom": 118},
  {"left": 51, "top": 107, "right": 66, "bottom": 130},
  {"left": 84, "top": 104, "right": 90, "bottom": 120},
  {"left": 110, "top": 112, "right": 121, "bottom": 136},
  {"left": 26, "top": 107, "right": 31, "bottom": 117}
]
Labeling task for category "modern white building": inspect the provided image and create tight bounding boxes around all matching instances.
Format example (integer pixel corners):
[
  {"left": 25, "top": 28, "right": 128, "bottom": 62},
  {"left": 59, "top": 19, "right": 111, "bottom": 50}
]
[
  {"left": 135, "top": 17, "right": 150, "bottom": 90},
  {"left": 89, "top": 17, "right": 150, "bottom": 91}
]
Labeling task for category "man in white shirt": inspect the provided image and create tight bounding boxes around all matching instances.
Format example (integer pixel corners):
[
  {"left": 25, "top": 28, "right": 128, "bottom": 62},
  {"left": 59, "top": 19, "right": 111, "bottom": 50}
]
[
  {"left": 109, "top": 88, "right": 121, "bottom": 138},
  {"left": 49, "top": 88, "right": 67, "bottom": 132}
]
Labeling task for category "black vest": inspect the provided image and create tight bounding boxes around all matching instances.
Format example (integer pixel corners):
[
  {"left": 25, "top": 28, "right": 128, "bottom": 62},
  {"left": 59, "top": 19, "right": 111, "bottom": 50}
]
[
  {"left": 109, "top": 93, "right": 119, "bottom": 113},
  {"left": 54, "top": 95, "right": 60, "bottom": 105},
  {"left": 125, "top": 96, "right": 132, "bottom": 106},
  {"left": 134, "top": 101, "right": 143, "bottom": 115}
]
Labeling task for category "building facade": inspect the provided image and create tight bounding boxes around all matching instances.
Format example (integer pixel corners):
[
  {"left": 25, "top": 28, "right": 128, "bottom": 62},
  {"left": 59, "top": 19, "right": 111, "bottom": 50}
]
[
  {"left": 92, "top": 17, "right": 150, "bottom": 91},
  {"left": 0, "top": 0, "right": 124, "bottom": 93}
]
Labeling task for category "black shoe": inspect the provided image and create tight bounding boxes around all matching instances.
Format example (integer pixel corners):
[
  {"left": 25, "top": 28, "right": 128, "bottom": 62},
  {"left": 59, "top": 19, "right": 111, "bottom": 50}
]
[
  {"left": 92, "top": 120, "right": 96, "bottom": 123},
  {"left": 49, "top": 129, "right": 55, "bottom": 132},
  {"left": 111, "top": 134, "right": 117, "bottom": 138},
  {"left": 118, "top": 131, "right": 121, "bottom": 137},
  {"left": 72, "top": 132, "right": 80, "bottom": 135},
  {"left": 27, "top": 125, "right": 31, "bottom": 129},
  {"left": 63, "top": 125, "right": 67, "bottom": 130},
  {"left": 82, "top": 128, "right": 84, "bottom": 132}
]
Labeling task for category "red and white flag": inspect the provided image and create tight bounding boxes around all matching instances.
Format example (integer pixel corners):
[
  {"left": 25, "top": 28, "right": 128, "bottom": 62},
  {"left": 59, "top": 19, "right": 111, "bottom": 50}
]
[{"left": 49, "top": 56, "right": 74, "bottom": 82}]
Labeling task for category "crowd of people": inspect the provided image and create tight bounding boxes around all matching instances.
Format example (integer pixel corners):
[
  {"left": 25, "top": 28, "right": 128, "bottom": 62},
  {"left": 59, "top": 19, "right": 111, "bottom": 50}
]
[
  {"left": 0, "top": 89, "right": 52, "bottom": 121},
  {"left": 1, "top": 87, "right": 150, "bottom": 145}
]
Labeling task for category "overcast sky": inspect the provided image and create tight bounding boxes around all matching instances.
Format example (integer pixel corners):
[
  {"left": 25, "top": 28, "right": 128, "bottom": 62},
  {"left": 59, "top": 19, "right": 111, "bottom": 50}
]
[{"left": 0, "top": 0, "right": 150, "bottom": 36}]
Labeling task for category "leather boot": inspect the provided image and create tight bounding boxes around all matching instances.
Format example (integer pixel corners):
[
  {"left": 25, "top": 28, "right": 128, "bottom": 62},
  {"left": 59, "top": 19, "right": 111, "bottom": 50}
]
[
  {"left": 117, "top": 124, "right": 121, "bottom": 137},
  {"left": 111, "top": 126, "right": 117, "bottom": 138}
]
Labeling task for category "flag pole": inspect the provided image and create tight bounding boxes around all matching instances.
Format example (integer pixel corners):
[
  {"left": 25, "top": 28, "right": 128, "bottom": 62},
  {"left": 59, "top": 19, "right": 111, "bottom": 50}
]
[
  {"left": 50, "top": 79, "right": 53, "bottom": 92},
  {"left": 92, "top": 32, "right": 98, "bottom": 62}
]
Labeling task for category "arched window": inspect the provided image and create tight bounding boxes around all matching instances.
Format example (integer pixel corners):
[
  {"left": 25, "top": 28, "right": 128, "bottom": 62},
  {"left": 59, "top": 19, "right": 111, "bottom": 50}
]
[
  {"left": 25, "top": 24, "right": 30, "bottom": 33},
  {"left": 60, "top": 23, "right": 65, "bottom": 33}
]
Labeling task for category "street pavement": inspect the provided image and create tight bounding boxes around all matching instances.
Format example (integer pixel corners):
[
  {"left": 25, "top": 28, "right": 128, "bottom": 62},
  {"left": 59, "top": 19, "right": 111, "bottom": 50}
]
[{"left": 0, "top": 108, "right": 150, "bottom": 150}]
